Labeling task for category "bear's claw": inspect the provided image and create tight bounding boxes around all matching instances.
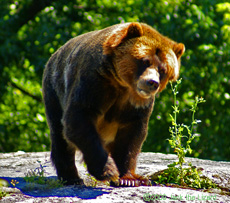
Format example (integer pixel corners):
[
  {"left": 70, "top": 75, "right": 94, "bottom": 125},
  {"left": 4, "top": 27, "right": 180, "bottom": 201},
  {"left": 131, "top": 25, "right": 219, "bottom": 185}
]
[{"left": 110, "top": 177, "right": 151, "bottom": 187}]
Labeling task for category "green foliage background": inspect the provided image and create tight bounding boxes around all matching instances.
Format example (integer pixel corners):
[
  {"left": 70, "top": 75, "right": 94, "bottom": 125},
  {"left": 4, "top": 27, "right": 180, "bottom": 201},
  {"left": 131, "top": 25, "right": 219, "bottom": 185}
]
[{"left": 0, "top": 0, "right": 229, "bottom": 161}]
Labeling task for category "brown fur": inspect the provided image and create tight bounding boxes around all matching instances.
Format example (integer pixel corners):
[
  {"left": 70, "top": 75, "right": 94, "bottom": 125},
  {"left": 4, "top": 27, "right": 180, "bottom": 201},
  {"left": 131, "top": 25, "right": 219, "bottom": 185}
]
[{"left": 42, "top": 22, "right": 185, "bottom": 186}]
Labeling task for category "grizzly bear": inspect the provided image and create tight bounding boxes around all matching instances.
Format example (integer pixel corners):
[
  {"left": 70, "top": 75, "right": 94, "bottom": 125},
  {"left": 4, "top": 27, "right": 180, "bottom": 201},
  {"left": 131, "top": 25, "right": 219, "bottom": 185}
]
[{"left": 42, "top": 22, "right": 185, "bottom": 186}]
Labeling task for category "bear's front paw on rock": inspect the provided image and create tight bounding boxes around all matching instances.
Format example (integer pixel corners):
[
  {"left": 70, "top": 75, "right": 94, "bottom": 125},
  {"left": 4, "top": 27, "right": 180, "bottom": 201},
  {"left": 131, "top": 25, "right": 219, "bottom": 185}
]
[
  {"left": 102, "top": 156, "right": 120, "bottom": 182},
  {"left": 88, "top": 156, "right": 120, "bottom": 182},
  {"left": 110, "top": 173, "right": 151, "bottom": 187}
]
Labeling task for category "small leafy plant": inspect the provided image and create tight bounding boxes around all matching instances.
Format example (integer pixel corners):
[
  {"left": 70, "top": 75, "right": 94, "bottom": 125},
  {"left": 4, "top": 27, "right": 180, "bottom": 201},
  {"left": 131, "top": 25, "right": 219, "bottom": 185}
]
[
  {"left": 152, "top": 79, "right": 217, "bottom": 189},
  {"left": 24, "top": 160, "right": 65, "bottom": 190},
  {"left": 168, "top": 78, "right": 205, "bottom": 186},
  {"left": 24, "top": 161, "right": 46, "bottom": 184}
]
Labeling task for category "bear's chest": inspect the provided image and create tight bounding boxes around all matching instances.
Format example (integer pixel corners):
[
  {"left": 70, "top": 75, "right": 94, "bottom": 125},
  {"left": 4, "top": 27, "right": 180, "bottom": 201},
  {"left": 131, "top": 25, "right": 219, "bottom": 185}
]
[
  {"left": 95, "top": 114, "right": 120, "bottom": 146},
  {"left": 95, "top": 99, "right": 147, "bottom": 147}
]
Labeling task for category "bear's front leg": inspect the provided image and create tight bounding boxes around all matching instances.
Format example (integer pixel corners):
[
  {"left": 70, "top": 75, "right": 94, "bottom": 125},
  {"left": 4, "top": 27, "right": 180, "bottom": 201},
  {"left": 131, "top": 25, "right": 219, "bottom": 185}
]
[
  {"left": 109, "top": 118, "right": 152, "bottom": 187},
  {"left": 63, "top": 106, "right": 119, "bottom": 183}
]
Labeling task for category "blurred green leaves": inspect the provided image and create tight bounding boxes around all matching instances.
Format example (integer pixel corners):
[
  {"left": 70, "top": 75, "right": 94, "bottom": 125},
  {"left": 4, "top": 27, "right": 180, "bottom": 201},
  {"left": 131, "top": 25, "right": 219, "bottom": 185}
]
[{"left": 0, "top": 0, "right": 229, "bottom": 161}]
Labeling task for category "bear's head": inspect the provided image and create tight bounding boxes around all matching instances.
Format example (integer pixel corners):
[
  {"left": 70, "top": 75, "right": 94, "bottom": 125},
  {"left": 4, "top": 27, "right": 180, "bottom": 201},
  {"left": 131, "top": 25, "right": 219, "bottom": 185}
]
[{"left": 103, "top": 22, "right": 185, "bottom": 107}]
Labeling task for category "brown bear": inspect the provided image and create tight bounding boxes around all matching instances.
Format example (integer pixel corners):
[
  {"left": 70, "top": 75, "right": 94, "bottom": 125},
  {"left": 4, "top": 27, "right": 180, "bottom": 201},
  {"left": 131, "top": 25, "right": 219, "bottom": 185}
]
[{"left": 42, "top": 22, "right": 185, "bottom": 186}]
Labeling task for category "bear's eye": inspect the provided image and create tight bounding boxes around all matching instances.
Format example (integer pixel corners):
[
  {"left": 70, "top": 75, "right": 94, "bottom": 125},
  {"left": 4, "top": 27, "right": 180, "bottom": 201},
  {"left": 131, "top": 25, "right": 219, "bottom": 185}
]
[
  {"left": 141, "top": 58, "right": 151, "bottom": 68},
  {"left": 158, "top": 66, "right": 166, "bottom": 80},
  {"left": 159, "top": 68, "right": 165, "bottom": 75},
  {"left": 155, "top": 48, "right": 160, "bottom": 56},
  {"left": 136, "top": 58, "right": 151, "bottom": 77}
]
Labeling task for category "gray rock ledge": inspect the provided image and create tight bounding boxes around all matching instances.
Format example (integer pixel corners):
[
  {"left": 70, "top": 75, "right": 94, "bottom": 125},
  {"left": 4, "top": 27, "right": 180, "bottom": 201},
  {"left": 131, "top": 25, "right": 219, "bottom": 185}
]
[{"left": 0, "top": 151, "right": 229, "bottom": 202}]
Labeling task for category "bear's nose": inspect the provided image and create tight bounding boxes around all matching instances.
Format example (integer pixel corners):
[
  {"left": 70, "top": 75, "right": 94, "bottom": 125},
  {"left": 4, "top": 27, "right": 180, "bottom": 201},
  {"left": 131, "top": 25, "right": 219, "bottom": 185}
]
[{"left": 146, "top": 79, "right": 159, "bottom": 90}]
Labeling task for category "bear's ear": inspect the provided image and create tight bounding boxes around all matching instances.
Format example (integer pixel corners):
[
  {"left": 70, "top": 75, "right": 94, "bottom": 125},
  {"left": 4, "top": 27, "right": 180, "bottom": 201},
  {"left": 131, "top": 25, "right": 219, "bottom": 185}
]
[
  {"left": 173, "top": 43, "right": 185, "bottom": 59},
  {"left": 103, "top": 22, "right": 143, "bottom": 55}
]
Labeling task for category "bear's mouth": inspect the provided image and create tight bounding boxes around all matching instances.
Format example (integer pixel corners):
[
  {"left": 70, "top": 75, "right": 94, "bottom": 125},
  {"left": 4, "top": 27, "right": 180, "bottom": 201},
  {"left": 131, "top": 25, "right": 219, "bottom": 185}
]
[{"left": 137, "top": 88, "right": 152, "bottom": 99}]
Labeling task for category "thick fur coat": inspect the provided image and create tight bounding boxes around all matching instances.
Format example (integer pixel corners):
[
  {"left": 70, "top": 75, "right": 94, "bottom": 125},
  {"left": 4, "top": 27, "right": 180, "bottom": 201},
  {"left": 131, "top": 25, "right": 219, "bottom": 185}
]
[{"left": 42, "top": 22, "right": 185, "bottom": 186}]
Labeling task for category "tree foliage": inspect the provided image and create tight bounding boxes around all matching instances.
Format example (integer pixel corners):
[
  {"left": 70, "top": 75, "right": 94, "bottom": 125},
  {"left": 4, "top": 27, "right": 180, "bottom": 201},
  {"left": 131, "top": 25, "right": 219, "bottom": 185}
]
[{"left": 0, "top": 0, "right": 229, "bottom": 160}]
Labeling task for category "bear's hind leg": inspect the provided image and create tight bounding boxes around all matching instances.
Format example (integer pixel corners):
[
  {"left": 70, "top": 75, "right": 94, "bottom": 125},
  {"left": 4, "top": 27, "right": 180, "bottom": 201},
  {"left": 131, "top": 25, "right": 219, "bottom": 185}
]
[
  {"left": 50, "top": 140, "right": 83, "bottom": 185},
  {"left": 43, "top": 84, "right": 83, "bottom": 185}
]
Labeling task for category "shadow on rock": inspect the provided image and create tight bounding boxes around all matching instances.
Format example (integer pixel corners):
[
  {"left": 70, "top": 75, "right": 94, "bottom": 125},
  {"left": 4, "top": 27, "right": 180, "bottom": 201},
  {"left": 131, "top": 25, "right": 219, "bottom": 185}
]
[{"left": 1, "top": 176, "right": 111, "bottom": 199}]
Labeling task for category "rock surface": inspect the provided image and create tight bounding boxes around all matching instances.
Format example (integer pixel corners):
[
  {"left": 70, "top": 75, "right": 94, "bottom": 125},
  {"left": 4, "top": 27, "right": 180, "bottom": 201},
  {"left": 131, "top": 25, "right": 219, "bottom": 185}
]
[{"left": 0, "top": 151, "right": 229, "bottom": 202}]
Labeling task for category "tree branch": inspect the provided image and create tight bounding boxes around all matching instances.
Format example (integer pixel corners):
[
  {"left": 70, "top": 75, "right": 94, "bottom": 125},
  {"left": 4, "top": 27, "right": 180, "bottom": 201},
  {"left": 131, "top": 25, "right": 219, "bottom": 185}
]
[{"left": 8, "top": 82, "right": 42, "bottom": 103}]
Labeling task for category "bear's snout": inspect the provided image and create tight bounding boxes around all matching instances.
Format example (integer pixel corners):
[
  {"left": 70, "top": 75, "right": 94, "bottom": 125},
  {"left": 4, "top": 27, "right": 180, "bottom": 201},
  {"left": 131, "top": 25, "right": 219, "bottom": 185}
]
[{"left": 137, "top": 68, "right": 160, "bottom": 98}]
